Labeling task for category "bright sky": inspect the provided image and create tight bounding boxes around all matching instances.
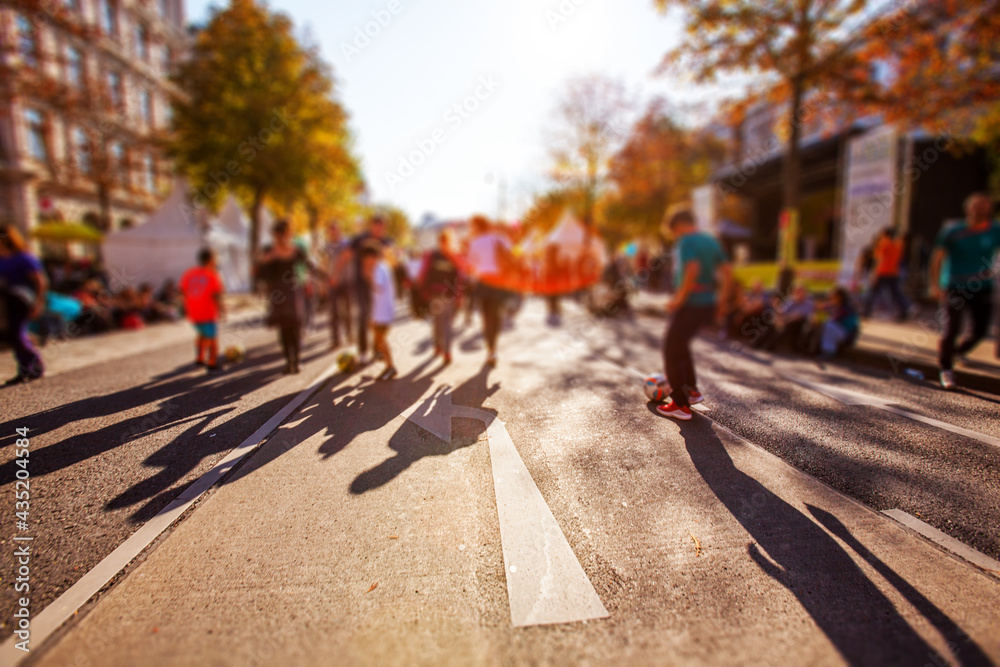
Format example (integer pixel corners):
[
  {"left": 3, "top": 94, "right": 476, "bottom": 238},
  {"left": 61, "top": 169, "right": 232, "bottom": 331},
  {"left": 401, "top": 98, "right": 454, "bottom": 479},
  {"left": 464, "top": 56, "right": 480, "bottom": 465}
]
[{"left": 186, "top": 0, "right": 728, "bottom": 224}]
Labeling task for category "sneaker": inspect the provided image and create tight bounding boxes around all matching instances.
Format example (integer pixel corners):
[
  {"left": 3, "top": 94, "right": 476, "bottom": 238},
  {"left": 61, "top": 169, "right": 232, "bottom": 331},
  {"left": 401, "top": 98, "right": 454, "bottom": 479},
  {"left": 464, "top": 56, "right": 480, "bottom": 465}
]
[
  {"left": 486, "top": 353, "right": 497, "bottom": 368},
  {"left": 377, "top": 366, "right": 398, "bottom": 381},
  {"left": 688, "top": 390, "right": 705, "bottom": 405},
  {"left": 656, "top": 401, "right": 692, "bottom": 421},
  {"left": 442, "top": 353, "right": 452, "bottom": 366},
  {"left": 939, "top": 370, "right": 956, "bottom": 391},
  {"left": 195, "top": 359, "right": 207, "bottom": 367},
  {"left": 206, "top": 364, "right": 224, "bottom": 374}
]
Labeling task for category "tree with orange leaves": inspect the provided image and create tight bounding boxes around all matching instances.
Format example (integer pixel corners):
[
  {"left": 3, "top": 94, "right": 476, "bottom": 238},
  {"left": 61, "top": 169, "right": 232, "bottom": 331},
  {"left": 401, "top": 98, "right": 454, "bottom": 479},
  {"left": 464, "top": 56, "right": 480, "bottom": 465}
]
[{"left": 654, "top": 0, "right": 880, "bottom": 228}]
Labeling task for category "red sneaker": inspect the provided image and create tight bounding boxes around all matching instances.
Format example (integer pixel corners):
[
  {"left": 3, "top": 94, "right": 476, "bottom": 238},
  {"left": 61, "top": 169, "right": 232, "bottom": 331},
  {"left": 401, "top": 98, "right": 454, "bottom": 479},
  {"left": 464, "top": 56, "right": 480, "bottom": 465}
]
[
  {"left": 688, "top": 390, "right": 704, "bottom": 405},
  {"left": 656, "top": 401, "right": 692, "bottom": 421}
]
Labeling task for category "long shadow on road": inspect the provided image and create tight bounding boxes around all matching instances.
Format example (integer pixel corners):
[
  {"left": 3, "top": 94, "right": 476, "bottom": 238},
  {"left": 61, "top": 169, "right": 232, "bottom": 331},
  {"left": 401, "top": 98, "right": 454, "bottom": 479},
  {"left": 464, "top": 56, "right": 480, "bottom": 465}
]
[{"left": 677, "top": 418, "right": 989, "bottom": 666}]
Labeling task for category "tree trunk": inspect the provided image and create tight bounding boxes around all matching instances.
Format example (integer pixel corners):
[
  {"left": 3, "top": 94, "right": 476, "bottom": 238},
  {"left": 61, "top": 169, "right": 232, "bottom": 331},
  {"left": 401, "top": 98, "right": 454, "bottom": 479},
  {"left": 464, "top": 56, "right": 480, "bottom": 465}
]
[
  {"left": 250, "top": 185, "right": 265, "bottom": 261},
  {"left": 778, "top": 77, "right": 805, "bottom": 298},
  {"left": 783, "top": 77, "right": 804, "bottom": 219},
  {"left": 97, "top": 182, "right": 112, "bottom": 232}
]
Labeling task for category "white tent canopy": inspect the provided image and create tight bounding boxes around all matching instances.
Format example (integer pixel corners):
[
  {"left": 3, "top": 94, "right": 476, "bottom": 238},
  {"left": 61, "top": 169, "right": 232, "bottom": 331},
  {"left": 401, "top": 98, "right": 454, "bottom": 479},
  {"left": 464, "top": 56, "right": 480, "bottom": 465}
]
[{"left": 102, "top": 182, "right": 251, "bottom": 292}]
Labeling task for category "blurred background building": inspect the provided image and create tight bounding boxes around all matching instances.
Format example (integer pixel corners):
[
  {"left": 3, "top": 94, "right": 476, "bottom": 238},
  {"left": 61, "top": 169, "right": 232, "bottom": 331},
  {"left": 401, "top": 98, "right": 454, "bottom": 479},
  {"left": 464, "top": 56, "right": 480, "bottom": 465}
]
[{"left": 0, "top": 0, "right": 186, "bottom": 252}]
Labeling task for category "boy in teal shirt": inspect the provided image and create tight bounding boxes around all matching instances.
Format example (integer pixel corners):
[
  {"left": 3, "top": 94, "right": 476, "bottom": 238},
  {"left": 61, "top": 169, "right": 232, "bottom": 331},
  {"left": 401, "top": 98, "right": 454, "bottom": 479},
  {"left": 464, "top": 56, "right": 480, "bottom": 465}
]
[
  {"left": 930, "top": 192, "right": 1000, "bottom": 390},
  {"left": 658, "top": 210, "right": 731, "bottom": 421}
]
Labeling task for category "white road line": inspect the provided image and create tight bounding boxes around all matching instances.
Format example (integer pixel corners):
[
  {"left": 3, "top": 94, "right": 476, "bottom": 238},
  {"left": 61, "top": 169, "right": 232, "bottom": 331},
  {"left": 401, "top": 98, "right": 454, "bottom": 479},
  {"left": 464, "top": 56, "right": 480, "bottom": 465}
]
[
  {"left": 0, "top": 360, "right": 342, "bottom": 666},
  {"left": 781, "top": 374, "right": 1000, "bottom": 449},
  {"left": 882, "top": 510, "right": 1000, "bottom": 574},
  {"left": 405, "top": 390, "right": 609, "bottom": 627}
]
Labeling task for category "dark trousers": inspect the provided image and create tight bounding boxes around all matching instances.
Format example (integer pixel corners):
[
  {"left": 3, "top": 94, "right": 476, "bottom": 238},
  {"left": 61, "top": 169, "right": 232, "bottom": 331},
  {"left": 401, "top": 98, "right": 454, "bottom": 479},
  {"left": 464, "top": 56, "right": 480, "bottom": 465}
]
[
  {"left": 356, "top": 283, "right": 372, "bottom": 356},
  {"left": 664, "top": 304, "right": 716, "bottom": 408},
  {"left": 329, "top": 284, "right": 353, "bottom": 346},
  {"left": 278, "top": 318, "right": 302, "bottom": 371},
  {"left": 3, "top": 298, "right": 44, "bottom": 379},
  {"left": 478, "top": 285, "right": 505, "bottom": 352},
  {"left": 864, "top": 275, "right": 909, "bottom": 319},
  {"left": 939, "top": 286, "right": 994, "bottom": 371}
]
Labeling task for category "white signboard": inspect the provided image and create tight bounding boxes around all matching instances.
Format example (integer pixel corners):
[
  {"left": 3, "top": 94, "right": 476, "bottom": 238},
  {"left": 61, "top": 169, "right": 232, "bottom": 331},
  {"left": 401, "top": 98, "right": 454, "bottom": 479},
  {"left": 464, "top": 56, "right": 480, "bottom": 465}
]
[
  {"left": 839, "top": 125, "right": 899, "bottom": 285},
  {"left": 692, "top": 185, "right": 717, "bottom": 233}
]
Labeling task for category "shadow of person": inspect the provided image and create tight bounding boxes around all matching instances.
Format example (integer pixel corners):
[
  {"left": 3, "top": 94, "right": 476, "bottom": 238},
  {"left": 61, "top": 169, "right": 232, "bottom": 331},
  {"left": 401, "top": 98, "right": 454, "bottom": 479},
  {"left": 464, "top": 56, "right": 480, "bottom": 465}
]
[
  {"left": 349, "top": 365, "right": 499, "bottom": 495},
  {"left": 222, "top": 356, "right": 446, "bottom": 488},
  {"left": 806, "top": 505, "right": 992, "bottom": 667},
  {"left": 677, "top": 419, "right": 957, "bottom": 666}
]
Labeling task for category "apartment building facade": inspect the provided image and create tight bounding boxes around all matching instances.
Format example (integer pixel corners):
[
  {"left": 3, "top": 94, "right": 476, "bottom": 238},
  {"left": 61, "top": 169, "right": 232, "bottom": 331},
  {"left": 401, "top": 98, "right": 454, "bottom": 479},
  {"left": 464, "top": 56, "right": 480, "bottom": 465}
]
[{"left": 0, "top": 0, "right": 186, "bottom": 239}]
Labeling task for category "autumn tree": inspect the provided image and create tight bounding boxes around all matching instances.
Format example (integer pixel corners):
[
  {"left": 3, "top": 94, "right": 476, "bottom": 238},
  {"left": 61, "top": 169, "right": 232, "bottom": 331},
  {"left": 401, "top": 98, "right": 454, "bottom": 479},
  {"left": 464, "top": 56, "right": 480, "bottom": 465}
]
[
  {"left": 849, "top": 1, "right": 1000, "bottom": 194},
  {"left": 168, "top": 0, "right": 358, "bottom": 259},
  {"left": 546, "top": 75, "right": 632, "bottom": 228},
  {"left": 605, "top": 99, "right": 726, "bottom": 241},
  {"left": 654, "top": 0, "right": 878, "bottom": 238}
]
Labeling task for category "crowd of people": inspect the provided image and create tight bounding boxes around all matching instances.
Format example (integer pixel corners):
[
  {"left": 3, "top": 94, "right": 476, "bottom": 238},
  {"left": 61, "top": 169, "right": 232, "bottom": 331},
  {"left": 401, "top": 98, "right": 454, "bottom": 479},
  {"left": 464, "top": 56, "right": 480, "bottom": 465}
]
[{"left": 2, "top": 190, "right": 997, "bottom": 397}]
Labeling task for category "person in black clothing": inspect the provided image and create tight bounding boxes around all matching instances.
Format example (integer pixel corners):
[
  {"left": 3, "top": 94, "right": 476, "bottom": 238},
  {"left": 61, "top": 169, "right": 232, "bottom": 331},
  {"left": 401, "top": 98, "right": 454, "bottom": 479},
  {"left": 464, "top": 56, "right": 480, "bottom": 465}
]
[
  {"left": 417, "top": 230, "right": 462, "bottom": 365},
  {"left": 348, "top": 215, "right": 393, "bottom": 364},
  {"left": 256, "top": 220, "right": 315, "bottom": 374}
]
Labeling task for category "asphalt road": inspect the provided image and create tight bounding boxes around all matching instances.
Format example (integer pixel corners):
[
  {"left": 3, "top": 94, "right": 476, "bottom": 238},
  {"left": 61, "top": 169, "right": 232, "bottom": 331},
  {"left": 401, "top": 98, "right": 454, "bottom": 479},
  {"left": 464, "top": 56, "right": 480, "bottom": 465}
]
[
  {"left": 0, "top": 317, "right": 338, "bottom": 640},
  {"left": 27, "top": 297, "right": 1000, "bottom": 666},
  {"left": 563, "top": 305, "right": 1000, "bottom": 562},
  {"left": 3, "top": 296, "right": 999, "bottom": 664}
]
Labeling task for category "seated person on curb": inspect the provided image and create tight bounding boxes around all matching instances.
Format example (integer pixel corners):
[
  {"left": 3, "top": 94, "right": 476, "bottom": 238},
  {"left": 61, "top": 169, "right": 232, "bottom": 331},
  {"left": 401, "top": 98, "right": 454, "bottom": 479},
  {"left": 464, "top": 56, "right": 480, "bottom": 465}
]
[
  {"left": 761, "top": 284, "right": 815, "bottom": 352},
  {"left": 816, "top": 287, "right": 860, "bottom": 359}
]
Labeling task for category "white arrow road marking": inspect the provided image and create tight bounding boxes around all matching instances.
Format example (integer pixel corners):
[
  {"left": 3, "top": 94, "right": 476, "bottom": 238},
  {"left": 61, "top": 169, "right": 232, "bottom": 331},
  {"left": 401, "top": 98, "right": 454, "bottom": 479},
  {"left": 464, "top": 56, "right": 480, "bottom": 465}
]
[
  {"left": 781, "top": 374, "right": 1000, "bottom": 449},
  {"left": 404, "top": 390, "right": 609, "bottom": 627},
  {"left": 883, "top": 510, "right": 1000, "bottom": 574}
]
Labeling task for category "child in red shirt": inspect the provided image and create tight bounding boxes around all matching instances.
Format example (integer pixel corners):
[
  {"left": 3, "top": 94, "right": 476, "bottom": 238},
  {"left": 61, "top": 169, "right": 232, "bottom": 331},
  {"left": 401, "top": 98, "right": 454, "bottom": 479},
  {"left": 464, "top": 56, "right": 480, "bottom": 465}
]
[{"left": 179, "top": 248, "right": 225, "bottom": 371}]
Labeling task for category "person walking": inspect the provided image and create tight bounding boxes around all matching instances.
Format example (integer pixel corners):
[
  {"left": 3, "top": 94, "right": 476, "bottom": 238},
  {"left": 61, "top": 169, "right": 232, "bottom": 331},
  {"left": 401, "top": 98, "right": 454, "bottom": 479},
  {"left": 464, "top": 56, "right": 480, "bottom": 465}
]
[
  {"left": 466, "top": 215, "right": 513, "bottom": 367},
  {"left": 0, "top": 225, "right": 47, "bottom": 385},
  {"left": 325, "top": 221, "right": 354, "bottom": 350},
  {"left": 256, "top": 220, "right": 314, "bottom": 375},
  {"left": 417, "top": 229, "right": 462, "bottom": 365},
  {"left": 349, "top": 215, "right": 393, "bottom": 364},
  {"left": 863, "top": 227, "right": 910, "bottom": 320},
  {"left": 362, "top": 245, "right": 397, "bottom": 380},
  {"left": 657, "top": 210, "right": 731, "bottom": 421},
  {"left": 930, "top": 192, "right": 1000, "bottom": 390},
  {"left": 179, "top": 248, "right": 225, "bottom": 372}
]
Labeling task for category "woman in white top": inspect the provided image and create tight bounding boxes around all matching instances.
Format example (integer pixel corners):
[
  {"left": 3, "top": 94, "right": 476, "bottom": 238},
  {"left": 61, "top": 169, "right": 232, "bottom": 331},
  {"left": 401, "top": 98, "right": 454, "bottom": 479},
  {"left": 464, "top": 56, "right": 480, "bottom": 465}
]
[
  {"left": 466, "top": 215, "right": 512, "bottom": 367},
  {"left": 362, "top": 245, "right": 397, "bottom": 380}
]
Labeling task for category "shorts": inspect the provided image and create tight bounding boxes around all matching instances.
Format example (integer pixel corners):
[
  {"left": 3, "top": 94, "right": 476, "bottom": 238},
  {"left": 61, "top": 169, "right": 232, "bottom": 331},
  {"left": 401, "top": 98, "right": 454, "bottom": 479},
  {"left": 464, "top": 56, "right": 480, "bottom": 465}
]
[{"left": 193, "top": 321, "right": 218, "bottom": 338}]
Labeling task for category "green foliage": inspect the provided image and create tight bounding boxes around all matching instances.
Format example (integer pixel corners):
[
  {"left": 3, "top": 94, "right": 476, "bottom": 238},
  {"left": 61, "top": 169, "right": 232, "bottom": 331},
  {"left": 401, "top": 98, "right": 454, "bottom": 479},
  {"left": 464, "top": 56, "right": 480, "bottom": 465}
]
[{"left": 168, "top": 0, "right": 360, "bottom": 254}]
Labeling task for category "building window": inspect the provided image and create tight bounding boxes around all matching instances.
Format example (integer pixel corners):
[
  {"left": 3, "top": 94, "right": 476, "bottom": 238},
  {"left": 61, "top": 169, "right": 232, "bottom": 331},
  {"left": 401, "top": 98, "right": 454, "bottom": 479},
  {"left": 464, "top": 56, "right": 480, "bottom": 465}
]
[
  {"left": 143, "top": 154, "right": 156, "bottom": 193},
  {"left": 74, "top": 128, "right": 91, "bottom": 174},
  {"left": 107, "top": 70, "right": 123, "bottom": 109},
  {"left": 109, "top": 142, "right": 126, "bottom": 184},
  {"left": 25, "top": 109, "right": 47, "bottom": 161},
  {"left": 16, "top": 14, "right": 38, "bottom": 67},
  {"left": 99, "top": 0, "right": 117, "bottom": 37},
  {"left": 140, "top": 89, "right": 153, "bottom": 127},
  {"left": 67, "top": 46, "right": 84, "bottom": 88},
  {"left": 159, "top": 0, "right": 170, "bottom": 20},
  {"left": 162, "top": 46, "right": 173, "bottom": 74},
  {"left": 135, "top": 23, "right": 150, "bottom": 61}
]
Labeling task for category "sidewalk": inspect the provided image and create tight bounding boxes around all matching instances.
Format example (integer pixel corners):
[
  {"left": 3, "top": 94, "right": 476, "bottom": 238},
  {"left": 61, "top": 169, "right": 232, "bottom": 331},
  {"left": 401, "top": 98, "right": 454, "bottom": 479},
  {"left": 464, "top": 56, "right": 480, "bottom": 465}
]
[
  {"left": 0, "top": 295, "right": 266, "bottom": 381},
  {"left": 18, "top": 303, "right": 1000, "bottom": 666},
  {"left": 632, "top": 291, "right": 1000, "bottom": 393}
]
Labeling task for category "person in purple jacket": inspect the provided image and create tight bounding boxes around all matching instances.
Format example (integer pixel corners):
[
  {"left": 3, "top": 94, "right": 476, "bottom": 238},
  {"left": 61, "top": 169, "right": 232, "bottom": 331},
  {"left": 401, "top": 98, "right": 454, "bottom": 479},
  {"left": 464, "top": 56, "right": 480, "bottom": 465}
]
[{"left": 0, "top": 225, "right": 47, "bottom": 385}]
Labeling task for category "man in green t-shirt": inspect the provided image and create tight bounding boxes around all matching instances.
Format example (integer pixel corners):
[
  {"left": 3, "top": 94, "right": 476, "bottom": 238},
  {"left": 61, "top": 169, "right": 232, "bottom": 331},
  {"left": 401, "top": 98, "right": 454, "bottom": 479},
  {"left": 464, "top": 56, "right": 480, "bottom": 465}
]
[
  {"left": 657, "top": 210, "right": 731, "bottom": 421},
  {"left": 929, "top": 192, "right": 1000, "bottom": 390}
]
